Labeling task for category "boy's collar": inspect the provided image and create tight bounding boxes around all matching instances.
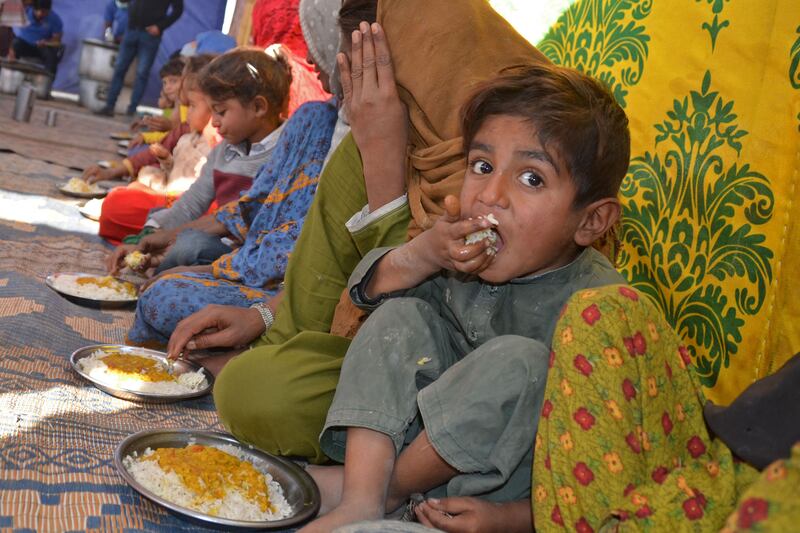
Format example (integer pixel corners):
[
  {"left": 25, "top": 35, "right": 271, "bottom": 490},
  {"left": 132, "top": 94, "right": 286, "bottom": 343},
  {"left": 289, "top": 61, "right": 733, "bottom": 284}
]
[{"left": 507, "top": 247, "right": 592, "bottom": 284}]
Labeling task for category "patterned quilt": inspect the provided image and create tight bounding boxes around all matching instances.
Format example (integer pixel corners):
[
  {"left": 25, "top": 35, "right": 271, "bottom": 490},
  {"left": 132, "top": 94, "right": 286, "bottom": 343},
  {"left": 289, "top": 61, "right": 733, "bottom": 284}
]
[{"left": 0, "top": 152, "right": 291, "bottom": 531}]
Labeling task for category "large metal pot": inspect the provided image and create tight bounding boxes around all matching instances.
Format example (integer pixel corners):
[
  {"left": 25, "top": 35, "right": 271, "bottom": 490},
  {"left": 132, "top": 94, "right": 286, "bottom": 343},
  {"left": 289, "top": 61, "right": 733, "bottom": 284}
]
[
  {"left": 0, "top": 59, "right": 53, "bottom": 99},
  {"left": 79, "top": 38, "right": 135, "bottom": 86},
  {"left": 78, "top": 77, "right": 133, "bottom": 114}
]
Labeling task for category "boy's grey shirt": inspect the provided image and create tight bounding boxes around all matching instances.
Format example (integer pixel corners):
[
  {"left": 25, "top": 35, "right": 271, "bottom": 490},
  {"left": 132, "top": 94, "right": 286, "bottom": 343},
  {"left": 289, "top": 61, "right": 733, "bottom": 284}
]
[{"left": 349, "top": 246, "right": 626, "bottom": 349}]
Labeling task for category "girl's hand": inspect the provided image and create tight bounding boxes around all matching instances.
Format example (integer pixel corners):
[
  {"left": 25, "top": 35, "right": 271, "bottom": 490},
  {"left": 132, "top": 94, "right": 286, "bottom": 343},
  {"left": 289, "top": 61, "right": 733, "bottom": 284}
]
[
  {"left": 338, "top": 22, "right": 408, "bottom": 211},
  {"left": 107, "top": 243, "right": 138, "bottom": 275},
  {"left": 129, "top": 134, "right": 145, "bottom": 148},
  {"left": 149, "top": 143, "right": 170, "bottom": 160},
  {"left": 420, "top": 195, "right": 496, "bottom": 275}
]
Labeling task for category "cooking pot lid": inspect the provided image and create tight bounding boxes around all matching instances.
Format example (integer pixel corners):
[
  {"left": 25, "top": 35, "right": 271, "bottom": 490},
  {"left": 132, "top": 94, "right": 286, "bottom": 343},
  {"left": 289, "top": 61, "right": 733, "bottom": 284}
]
[{"left": 0, "top": 59, "right": 51, "bottom": 76}]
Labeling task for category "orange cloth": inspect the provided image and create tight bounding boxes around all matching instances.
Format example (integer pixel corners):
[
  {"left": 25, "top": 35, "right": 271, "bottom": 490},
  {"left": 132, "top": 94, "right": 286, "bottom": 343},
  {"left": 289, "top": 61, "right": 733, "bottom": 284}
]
[
  {"left": 378, "top": 0, "right": 547, "bottom": 236},
  {"left": 99, "top": 188, "right": 172, "bottom": 245}
]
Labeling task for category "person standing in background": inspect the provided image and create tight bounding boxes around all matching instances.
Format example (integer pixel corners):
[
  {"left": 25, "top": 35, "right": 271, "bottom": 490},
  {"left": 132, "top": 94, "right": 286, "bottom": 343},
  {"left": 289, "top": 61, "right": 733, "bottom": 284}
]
[
  {"left": 9, "top": 0, "right": 63, "bottom": 75},
  {"left": 103, "top": 0, "right": 129, "bottom": 44},
  {"left": 96, "top": 0, "right": 183, "bottom": 117}
]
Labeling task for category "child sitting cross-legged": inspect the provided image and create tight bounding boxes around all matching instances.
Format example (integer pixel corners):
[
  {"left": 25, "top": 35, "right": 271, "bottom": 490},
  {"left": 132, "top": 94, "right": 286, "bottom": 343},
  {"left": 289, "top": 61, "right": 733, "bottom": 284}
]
[{"left": 301, "top": 63, "right": 631, "bottom": 532}]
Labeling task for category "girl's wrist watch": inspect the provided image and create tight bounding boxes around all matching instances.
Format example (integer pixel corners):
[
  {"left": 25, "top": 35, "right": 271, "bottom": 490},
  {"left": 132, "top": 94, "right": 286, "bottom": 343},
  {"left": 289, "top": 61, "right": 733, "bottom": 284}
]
[{"left": 250, "top": 302, "right": 274, "bottom": 332}]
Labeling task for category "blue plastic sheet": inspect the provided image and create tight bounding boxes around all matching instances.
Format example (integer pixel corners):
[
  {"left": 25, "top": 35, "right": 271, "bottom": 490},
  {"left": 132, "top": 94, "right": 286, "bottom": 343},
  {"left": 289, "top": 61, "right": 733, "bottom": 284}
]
[{"left": 52, "top": 0, "right": 227, "bottom": 106}]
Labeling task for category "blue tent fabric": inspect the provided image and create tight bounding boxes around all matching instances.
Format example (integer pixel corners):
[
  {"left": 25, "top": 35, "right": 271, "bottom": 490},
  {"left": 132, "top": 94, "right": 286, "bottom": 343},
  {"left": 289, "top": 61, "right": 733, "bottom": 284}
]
[{"left": 52, "top": 0, "right": 227, "bottom": 106}]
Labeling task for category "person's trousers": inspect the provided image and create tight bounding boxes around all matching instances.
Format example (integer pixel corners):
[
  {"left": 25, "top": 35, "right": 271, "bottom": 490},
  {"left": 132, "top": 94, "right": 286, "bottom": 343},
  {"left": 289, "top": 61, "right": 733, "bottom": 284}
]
[
  {"left": 321, "top": 297, "right": 550, "bottom": 501},
  {"left": 155, "top": 229, "right": 232, "bottom": 274},
  {"left": 105, "top": 29, "right": 161, "bottom": 113},
  {"left": 12, "top": 37, "right": 61, "bottom": 75}
]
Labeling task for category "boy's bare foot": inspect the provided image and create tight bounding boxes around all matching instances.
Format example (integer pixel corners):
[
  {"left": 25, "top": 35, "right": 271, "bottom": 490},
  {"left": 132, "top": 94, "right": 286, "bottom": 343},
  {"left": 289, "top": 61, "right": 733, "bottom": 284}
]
[
  {"left": 306, "top": 465, "right": 344, "bottom": 514},
  {"left": 298, "top": 502, "right": 383, "bottom": 533}
]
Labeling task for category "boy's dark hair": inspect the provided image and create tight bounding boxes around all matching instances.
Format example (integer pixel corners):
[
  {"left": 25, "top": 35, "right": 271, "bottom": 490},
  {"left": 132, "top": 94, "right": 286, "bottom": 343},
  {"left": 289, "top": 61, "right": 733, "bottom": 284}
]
[
  {"left": 182, "top": 53, "right": 215, "bottom": 91},
  {"left": 461, "top": 64, "right": 631, "bottom": 208},
  {"left": 199, "top": 47, "right": 292, "bottom": 113},
  {"left": 159, "top": 56, "right": 186, "bottom": 79},
  {"left": 32, "top": 0, "right": 51, "bottom": 9},
  {"left": 339, "top": 0, "right": 378, "bottom": 35}
]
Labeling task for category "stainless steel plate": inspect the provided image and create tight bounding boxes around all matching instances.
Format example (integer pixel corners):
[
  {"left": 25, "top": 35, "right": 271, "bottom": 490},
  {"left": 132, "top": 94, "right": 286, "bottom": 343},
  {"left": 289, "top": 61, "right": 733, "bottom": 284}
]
[
  {"left": 115, "top": 430, "right": 320, "bottom": 529},
  {"left": 110, "top": 131, "right": 133, "bottom": 141},
  {"left": 57, "top": 181, "right": 108, "bottom": 199},
  {"left": 71, "top": 344, "right": 213, "bottom": 403},
  {"left": 46, "top": 272, "right": 138, "bottom": 305}
]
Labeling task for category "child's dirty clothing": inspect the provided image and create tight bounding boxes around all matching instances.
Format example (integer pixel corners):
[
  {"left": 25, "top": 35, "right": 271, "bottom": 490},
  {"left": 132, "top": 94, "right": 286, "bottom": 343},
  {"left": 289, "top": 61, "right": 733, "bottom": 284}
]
[{"left": 320, "top": 246, "right": 625, "bottom": 500}]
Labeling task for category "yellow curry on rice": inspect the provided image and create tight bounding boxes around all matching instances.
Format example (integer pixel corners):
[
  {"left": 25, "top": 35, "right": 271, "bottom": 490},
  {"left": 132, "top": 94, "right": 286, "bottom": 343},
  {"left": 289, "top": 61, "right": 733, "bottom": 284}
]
[
  {"left": 76, "top": 276, "right": 137, "bottom": 297},
  {"left": 101, "top": 353, "right": 173, "bottom": 383},
  {"left": 145, "top": 445, "right": 273, "bottom": 514}
]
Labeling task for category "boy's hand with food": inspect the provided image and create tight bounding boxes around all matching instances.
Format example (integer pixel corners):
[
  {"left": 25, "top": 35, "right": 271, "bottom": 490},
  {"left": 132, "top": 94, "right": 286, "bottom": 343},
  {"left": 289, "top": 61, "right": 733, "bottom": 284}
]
[{"left": 365, "top": 195, "right": 497, "bottom": 299}]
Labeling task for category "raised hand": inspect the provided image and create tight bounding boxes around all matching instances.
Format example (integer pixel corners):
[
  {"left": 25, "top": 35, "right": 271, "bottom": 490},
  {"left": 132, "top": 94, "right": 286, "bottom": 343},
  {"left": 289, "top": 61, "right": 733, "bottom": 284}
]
[{"left": 338, "top": 22, "right": 408, "bottom": 211}]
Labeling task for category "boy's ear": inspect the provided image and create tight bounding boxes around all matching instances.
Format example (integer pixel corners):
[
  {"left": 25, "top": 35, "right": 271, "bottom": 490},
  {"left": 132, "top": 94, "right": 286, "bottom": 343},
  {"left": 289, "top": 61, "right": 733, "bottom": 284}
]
[
  {"left": 252, "top": 95, "right": 270, "bottom": 118},
  {"left": 574, "top": 197, "right": 621, "bottom": 247}
]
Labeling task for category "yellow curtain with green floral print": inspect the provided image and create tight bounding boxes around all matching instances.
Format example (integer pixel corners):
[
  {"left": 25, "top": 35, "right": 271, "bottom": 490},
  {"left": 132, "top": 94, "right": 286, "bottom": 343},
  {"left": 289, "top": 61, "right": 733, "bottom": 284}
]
[{"left": 538, "top": 0, "right": 800, "bottom": 404}]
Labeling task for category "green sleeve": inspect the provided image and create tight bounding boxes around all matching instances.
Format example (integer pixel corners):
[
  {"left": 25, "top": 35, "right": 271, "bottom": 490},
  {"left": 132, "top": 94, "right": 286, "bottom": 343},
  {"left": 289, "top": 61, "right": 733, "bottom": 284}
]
[
  {"left": 262, "top": 134, "right": 410, "bottom": 345},
  {"left": 349, "top": 200, "right": 411, "bottom": 257}
]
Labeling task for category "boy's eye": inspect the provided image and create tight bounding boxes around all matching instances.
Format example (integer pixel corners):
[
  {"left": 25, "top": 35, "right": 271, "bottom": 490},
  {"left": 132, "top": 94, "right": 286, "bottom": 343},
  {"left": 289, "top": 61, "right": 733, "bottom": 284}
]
[
  {"left": 519, "top": 171, "right": 544, "bottom": 188},
  {"left": 470, "top": 160, "right": 493, "bottom": 175}
]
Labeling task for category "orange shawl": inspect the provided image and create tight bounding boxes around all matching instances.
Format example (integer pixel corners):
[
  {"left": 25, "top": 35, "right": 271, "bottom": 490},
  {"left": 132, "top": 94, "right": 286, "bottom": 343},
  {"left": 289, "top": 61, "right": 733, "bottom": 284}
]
[{"left": 378, "top": 0, "right": 548, "bottom": 236}]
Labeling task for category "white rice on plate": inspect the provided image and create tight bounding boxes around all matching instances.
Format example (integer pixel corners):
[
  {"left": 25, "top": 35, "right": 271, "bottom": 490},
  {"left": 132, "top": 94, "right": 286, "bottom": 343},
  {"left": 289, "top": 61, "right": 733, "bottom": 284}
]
[
  {"left": 77, "top": 350, "right": 207, "bottom": 395},
  {"left": 51, "top": 273, "right": 137, "bottom": 301},
  {"left": 62, "top": 177, "right": 105, "bottom": 194},
  {"left": 123, "top": 444, "right": 293, "bottom": 521}
]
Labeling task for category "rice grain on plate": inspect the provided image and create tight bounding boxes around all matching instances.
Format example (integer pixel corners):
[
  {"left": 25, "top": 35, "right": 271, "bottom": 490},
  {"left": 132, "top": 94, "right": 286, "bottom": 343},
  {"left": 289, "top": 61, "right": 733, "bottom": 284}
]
[
  {"left": 124, "top": 444, "right": 292, "bottom": 521},
  {"left": 78, "top": 350, "right": 207, "bottom": 395}
]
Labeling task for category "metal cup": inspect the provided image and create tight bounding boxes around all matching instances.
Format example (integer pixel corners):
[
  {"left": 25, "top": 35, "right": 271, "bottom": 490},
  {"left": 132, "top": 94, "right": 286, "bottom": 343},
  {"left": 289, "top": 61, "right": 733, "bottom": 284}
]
[
  {"left": 44, "top": 109, "right": 58, "bottom": 127},
  {"left": 12, "top": 82, "right": 35, "bottom": 122}
]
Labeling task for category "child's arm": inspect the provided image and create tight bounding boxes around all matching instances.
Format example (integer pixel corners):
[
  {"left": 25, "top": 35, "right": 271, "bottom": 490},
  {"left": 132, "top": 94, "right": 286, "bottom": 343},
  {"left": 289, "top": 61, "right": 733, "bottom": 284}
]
[{"left": 364, "top": 195, "right": 495, "bottom": 298}]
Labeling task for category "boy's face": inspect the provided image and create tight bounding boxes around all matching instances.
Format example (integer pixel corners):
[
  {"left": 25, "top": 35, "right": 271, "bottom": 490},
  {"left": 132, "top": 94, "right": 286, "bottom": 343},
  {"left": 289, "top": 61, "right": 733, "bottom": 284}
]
[
  {"left": 185, "top": 89, "right": 212, "bottom": 133},
  {"left": 207, "top": 97, "right": 259, "bottom": 145},
  {"left": 460, "top": 114, "right": 584, "bottom": 283},
  {"left": 161, "top": 75, "right": 182, "bottom": 102}
]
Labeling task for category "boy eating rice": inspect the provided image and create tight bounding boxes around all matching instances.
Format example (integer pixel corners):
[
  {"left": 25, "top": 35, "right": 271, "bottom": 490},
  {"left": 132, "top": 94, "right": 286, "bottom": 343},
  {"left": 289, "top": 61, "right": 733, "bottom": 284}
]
[{"left": 303, "top": 62, "right": 631, "bottom": 532}]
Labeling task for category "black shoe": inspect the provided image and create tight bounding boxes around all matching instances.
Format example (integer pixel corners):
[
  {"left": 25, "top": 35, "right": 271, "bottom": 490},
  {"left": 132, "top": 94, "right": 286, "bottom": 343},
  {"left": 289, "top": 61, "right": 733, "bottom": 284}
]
[
  {"left": 125, "top": 108, "right": 136, "bottom": 117},
  {"left": 94, "top": 107, "right": 114, "bottom": 117}
]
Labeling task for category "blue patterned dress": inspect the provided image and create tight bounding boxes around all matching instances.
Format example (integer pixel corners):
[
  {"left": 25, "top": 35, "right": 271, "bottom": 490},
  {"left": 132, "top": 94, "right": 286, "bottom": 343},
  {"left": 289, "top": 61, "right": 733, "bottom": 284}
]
[{"left": 128, "top": 100, "right": 339, "bottom": 344}]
